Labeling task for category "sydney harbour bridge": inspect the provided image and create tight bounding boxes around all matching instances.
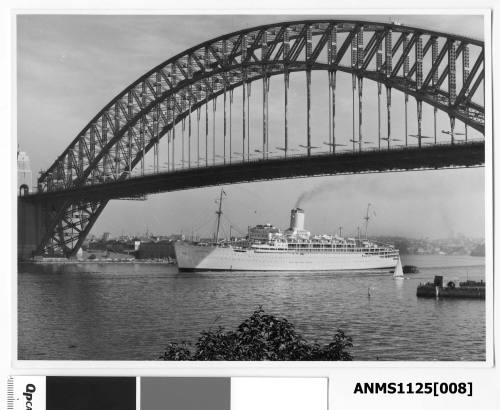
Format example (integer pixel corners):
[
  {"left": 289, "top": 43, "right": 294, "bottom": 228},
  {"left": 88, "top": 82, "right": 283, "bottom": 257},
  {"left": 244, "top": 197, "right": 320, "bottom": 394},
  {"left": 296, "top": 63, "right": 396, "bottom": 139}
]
[{"left": 18, "top": 19, "right": 486, "bottom": 258}]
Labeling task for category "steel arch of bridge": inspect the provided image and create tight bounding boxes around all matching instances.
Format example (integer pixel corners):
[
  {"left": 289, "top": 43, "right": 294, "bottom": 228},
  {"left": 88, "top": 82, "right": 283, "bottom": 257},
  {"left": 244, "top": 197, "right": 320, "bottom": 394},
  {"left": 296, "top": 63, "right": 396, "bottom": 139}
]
[{"left": 33, "top": 20, "right": 485, "bottom": 257}]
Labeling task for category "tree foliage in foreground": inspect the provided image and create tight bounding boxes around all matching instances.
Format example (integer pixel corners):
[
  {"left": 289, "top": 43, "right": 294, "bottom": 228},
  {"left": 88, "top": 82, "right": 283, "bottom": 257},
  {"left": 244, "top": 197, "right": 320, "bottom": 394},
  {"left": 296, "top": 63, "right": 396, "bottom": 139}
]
[{"left": 159, "top": 307, "right": 353, "bottom": 361}]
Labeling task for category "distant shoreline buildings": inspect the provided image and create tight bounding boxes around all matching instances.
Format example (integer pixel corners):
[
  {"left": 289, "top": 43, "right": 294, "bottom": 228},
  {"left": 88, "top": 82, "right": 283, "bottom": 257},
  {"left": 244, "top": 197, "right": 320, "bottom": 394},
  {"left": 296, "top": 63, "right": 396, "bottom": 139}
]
[
  {"left": 372, "top": 235, "right": 485, "bottom": 257},
  {"left": 84, "top": 232, "right": 186, "bottom": 260}
]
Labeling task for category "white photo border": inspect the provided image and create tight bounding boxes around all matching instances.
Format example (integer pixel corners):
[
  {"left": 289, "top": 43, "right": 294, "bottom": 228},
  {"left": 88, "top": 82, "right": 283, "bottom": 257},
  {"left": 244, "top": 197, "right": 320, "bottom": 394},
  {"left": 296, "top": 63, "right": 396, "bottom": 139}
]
[{"left": 9, "top": 7, "right": 494, "bottom": 374}]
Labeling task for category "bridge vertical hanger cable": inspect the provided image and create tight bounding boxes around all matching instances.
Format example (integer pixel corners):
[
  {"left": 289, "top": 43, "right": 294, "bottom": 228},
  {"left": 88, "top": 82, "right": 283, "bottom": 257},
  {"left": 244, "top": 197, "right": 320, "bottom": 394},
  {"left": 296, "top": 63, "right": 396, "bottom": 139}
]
[
  {"left": 102, "top": 107, "right": 108, "bottom": 179},
  {"left": 182, "top": 117, "right": 185, "bottom": 169},
  {"left": 306, "top": 24, "right": 312, "bottom": 157},
  {"left": 172, "top": 96, "right": 176, "bottom": 171},
  {"left": 327, "top": 29, "right": 333, "bottom": 153},
  {"left": 229, "top": 88, "right": 233, "bottom": 163},
  {"left": 223, "top": 40, "right": 228, "bottom": 164},
  {"left": 141, "top": 82, "right": 146, "bottom": 175},
  {"left": 284, "top": 27, "right": 290, "bottom": 158},
  {"left": 127, "top": 92, "right": 132, "bottom": 176},
  {"left": 351, "top": 29, "right": 357, "bottom": 152},
  {"left": 188, "top": 57, "right": 193, "bottom": 168},
  {"left": 90, "top": 123, "right": 96, "bottom": 181},
  {"left": 463, "top": 44, "right": 470, "bottom": 141},
  {"left": 204, "top": 47, "right": 210, "bottom": 166},
  {"left": 266, "top": 78, "right": 270, "bottom": 155},
  {"left": 431, "top": 37, "right": 438, "bottom": 144},
  {"left": 100, "top": 115, "right": 109, "bottom": 182},
  {"left": 416, "top": 34, "right": 423, "bottom": 148},
  {"left": 155, "top": 111, "right": 159, "bottom": 174},
  {"left": 223, "top": 86, "right": 227, "bottom": 163},
  {"left": 247, "top": 82, "right": 251, "bottom": 161},
  {"left": 78, "top": 131, "right": 84, "bottom": 179},
  {"left": 188, "top": 92, "right": 192, "bottom": 168},
  {"left": 448, "top": 41, "right": 457, "bottom": 144},
  {"left": 329, "top": 25, "right": 337, "bottom": 154},
  {"left": 376, "top": 33, "right": 382, "bottom": 150},
  {"left": 262, "top": 30, "right": 268, "bottom": 160},
  {"left": 197, "top": 106, "right": 201, "bottom": 167},
  {"left": 115, "top": 102, "right": 120, "bottom": 178},
  {"left": 181, "top": 96, "right": 185, "bottom": 169},
  {"left": 213, "top": 98, "right": 216, "bottom": 166},
  {"left": 167, "top": 110, "right": 170, "bottom": 171},
  {"left": 266, "top": 77, "right": 271, "bottom": 158},
  {"left": 62, "top": 153, "right": 67, "bottom": 187},
  {"left": 242, "top": 34, "right": 247, "bottom": 162},
  {"left": 385, "top": 28, "right": 392, "bottom": 149},
  {"left": 205, "top": 93, "right": 208, "bottom": 166},
  {"left": 403, "top": 33, "right": 409, "bottom": 147},
  {"left": 266, "top": 31, "right": 271, "bottom": 156},
  {"left": 155, "top": 71, "right": 162, "bottom": 173},
  {"left": 87, "top": 128, "right": 93, "bottom": 183},
  {"left": 65, "top": 150, "right": 71, "bottom": 188},
  {"left": 357, "top": 26, "right": 364, "bottom": 152}
]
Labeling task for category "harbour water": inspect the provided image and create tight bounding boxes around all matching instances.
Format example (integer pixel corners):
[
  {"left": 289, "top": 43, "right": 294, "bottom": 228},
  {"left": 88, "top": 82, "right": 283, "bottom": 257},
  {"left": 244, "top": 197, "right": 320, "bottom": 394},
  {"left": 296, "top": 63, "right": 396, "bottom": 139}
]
[{"left": 18, "top": 254, "right": 486, "bottom": 361}]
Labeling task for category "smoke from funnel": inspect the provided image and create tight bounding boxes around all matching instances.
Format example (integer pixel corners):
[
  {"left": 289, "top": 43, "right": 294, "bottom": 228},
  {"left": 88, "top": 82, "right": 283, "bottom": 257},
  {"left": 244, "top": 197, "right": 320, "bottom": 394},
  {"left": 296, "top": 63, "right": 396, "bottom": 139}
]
[
  {"left": 295, "top": 181, "right": 338, "bottom": 208},
  {"left": 295, "top": 174, "right": 463, "bottom": 208}
]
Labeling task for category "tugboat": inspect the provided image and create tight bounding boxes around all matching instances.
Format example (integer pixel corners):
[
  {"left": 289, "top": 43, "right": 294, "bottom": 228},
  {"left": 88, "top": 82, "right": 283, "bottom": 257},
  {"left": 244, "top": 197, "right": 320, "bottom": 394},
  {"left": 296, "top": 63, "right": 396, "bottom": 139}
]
[
  {"left": 416, "top": 276, "right": 485, "bottom": 299},
  {"left": 402, "top": 265, "right": 419, "bottom": 274}
]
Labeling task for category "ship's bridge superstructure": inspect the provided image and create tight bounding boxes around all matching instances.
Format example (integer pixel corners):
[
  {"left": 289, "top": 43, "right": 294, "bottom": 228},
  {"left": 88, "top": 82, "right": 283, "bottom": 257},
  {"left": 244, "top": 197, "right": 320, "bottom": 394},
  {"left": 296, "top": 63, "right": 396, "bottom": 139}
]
[
  {"left": 248, "top": 223, "right": 282, "bottom": 242},
  {"left": 245, "top": 208, "right": 399, "bottom": 259}
]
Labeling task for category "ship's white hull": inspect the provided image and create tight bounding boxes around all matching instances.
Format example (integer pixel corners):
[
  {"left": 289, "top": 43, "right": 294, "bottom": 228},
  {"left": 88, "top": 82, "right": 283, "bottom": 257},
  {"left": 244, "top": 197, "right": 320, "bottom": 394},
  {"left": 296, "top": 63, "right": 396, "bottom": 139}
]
[{"left": 174, "top": 242, "right": 399, "bottom": 272}]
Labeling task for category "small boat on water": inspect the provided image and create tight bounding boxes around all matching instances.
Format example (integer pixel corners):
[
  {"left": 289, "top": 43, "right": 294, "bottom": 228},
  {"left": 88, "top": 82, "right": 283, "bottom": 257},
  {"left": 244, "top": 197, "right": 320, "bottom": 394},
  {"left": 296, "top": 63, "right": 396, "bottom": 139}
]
[
  {"left": 403, "top": 265, "right": 419, "bottom": 274},
  {"left": 416, "top": 275, "right": 485, "bottom": 299},
  {"left": 393, "top": 258, "right": 404, "bottom": 279}
]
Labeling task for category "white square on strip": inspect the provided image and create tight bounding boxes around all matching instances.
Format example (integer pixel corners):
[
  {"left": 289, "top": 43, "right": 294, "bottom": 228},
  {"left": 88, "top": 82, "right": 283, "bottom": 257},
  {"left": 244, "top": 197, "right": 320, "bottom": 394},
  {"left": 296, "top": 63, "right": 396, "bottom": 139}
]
[{"left": 231, "top": 377, "right": 327, "bottom": 410}]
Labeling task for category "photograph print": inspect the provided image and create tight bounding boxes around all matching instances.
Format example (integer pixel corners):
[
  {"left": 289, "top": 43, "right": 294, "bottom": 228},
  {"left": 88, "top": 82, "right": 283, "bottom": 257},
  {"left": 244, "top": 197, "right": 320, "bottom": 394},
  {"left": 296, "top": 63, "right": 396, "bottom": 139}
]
[{"left": 17, "top": 13, "right": 488, "bottom": 361}]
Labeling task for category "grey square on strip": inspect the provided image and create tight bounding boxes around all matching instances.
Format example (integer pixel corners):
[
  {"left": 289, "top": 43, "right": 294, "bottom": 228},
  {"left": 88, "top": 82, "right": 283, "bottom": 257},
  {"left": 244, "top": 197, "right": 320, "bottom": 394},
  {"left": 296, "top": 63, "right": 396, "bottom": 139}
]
[{"left": 141, "top": 377, "right": 230, "bottom": 410}]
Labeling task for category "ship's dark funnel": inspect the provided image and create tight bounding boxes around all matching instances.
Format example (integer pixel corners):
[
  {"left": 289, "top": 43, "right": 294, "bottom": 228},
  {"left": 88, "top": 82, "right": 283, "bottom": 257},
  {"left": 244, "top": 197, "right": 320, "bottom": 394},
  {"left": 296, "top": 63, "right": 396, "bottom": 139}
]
[{"left": 289, "top": 208, "right": 305, "bottom": 231}]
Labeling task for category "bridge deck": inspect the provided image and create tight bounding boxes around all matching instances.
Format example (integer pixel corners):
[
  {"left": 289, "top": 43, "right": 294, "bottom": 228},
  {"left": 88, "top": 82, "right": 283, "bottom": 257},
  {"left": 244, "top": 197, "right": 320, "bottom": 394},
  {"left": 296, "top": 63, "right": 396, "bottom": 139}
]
[{"left": 24, "top": 141, "right": 485, "bottom": 203}]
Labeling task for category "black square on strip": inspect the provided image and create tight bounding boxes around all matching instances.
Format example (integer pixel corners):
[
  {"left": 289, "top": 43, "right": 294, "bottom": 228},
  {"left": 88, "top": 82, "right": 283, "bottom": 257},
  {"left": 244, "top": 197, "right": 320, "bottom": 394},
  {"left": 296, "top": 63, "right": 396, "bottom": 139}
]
[
  {"left": 141, "top": 377, "right": 230, "bottom": 410},
  {"left": 46, "top": 377, "right": 136, "bottom": 410}
]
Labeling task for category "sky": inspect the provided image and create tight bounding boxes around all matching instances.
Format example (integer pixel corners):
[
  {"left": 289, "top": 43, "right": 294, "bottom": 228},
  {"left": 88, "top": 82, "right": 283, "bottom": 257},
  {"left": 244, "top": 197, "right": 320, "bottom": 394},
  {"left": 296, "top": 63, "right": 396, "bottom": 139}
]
[{"left": 17, "top": 14, "right": 486, "bottom": 239}]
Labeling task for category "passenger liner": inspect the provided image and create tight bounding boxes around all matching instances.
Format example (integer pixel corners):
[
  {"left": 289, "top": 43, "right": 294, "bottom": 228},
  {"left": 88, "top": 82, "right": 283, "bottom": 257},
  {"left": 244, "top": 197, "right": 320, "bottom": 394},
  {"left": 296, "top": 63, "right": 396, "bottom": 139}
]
[{"left": 174, "top": 193, "right": 401, "bottom": 273}]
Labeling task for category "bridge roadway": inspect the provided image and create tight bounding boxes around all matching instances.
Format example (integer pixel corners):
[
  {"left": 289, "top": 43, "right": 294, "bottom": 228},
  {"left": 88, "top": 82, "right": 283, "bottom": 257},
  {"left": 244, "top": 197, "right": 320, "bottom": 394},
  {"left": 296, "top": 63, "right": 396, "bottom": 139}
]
[{"left": 24, "top": 141, "right": 485, "bottom": 203}]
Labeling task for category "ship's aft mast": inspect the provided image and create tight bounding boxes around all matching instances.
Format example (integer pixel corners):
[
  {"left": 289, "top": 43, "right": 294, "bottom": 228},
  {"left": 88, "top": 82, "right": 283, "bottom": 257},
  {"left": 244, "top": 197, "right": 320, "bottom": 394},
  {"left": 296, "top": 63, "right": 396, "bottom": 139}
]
[
  {"left": 215, "top": 188, "right": 226, "bottom": 243},
  {"left": 364, "top": 203, "right": 372, "bottom": 239}
]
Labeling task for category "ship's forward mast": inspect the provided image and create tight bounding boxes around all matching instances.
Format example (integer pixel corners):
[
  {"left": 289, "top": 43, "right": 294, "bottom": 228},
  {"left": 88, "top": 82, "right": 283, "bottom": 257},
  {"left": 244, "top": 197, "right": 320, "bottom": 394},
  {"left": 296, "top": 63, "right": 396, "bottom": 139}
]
[{"left": 214, "top": 188, "right": 226, "bottom": 243}]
